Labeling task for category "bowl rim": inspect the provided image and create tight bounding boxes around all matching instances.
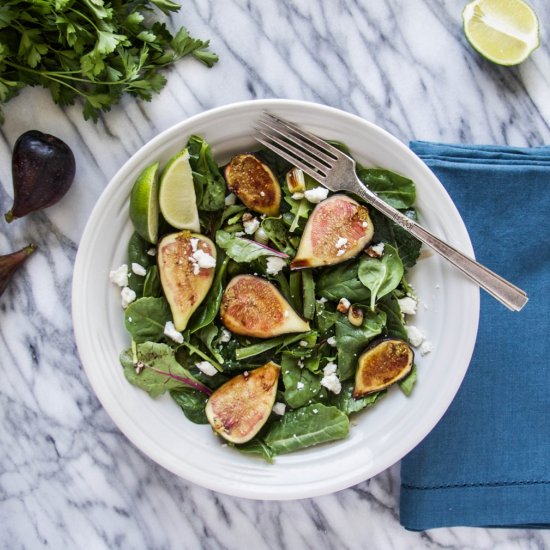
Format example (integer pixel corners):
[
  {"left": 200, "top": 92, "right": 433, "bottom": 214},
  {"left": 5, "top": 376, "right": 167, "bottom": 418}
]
[{"left": 72, "top": 98, "right": 480, "bottom": 499}]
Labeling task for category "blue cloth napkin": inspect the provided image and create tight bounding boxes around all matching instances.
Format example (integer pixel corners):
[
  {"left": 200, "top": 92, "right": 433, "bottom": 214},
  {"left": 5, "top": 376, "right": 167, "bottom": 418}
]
[{"left": 399, "top": 142, "right": 550, "bottom": 531}]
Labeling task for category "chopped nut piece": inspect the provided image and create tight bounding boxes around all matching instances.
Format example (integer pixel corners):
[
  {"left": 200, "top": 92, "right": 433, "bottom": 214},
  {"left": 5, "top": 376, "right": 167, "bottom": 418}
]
[
  {"left": 337, "top": 297, "right": 351, "bottom": 314},
  {"left": 348, "top": 305, "right": 364, "bottom": 327}
]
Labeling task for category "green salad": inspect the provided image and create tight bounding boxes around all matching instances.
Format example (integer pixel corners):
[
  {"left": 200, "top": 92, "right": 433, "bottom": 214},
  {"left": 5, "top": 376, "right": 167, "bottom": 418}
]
[{"left": 110, "top": 135, "right": 423, "bottom": 463}]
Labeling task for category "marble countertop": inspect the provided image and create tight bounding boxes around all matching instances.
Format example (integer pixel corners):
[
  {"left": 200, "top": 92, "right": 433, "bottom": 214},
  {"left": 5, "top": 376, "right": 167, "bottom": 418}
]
[{"left": 1, "top": 1, "right": 549, "bottom": 548}]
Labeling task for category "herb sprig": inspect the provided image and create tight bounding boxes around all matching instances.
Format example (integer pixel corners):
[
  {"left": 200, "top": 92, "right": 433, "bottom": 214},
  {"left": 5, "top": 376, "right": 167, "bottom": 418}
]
[{"left": 0, "top": 0, "right": 218, "bottom": 123}]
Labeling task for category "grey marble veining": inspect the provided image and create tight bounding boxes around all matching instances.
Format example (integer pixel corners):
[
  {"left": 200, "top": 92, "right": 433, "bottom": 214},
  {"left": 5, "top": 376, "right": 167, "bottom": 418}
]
[{"left": 1, "top": 1, "right": 550, "bottom": 548}]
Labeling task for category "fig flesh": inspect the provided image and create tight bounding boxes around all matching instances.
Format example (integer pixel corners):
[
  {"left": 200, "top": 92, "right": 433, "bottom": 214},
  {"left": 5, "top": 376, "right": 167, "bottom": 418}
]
[
  {"left": 205, "top": 361, "right": 281, "bottom": 444},
  {"left": 6, "top": 130, "right": 76, "bottom": 222},
  {"left": 354, "top": 338, "right": 414, "bottom": 397},
  {"left": 224, "top": 154, "right": 281, "bottom": 216},
  {"left": 157, "top": 231, "right": 216, "bottom": 331},
  {"left": 291, "top": 194, "right": 374, "bottom": 269},
  {"left": 220, "top": 274, "right": 310, "bottom": 338},
  {"left": 0, "top": 244, "right": 37, "bottom": 297}
]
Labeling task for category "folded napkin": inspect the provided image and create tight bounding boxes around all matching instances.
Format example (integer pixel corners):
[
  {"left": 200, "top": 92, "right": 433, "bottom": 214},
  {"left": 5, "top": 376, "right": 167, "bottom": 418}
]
[{"left": 399, "top": 142, "right": 550, "bottom": 530}]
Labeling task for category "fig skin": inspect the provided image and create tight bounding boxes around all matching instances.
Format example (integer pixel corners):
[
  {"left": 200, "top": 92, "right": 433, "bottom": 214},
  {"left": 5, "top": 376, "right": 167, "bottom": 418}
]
[
  {"left": 6, "top": 130, "right": 76, "bottom": 222},
  {"left": 291, "top": 194, "right": 374, "bottom": 269},
  {"left": 0, "top": 244, "right": 37, "bottom": 297},
  {"left": 224, "top": 154, "right": 281, "bottom": 216},
  {"left": 220, "top": 274, "right": 310, "bottom": 338},
  {"left": 157, "top": 231, "right": 216, "bottom": 331},
  {"left": 353, "top": 338, "right": 414, "bottom": 397},
  {"left": 205, "top": 361, "right": 280, "bottom": 444}
]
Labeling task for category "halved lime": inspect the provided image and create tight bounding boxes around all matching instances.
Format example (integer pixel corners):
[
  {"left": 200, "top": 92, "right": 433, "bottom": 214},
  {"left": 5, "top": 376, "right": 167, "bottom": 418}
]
[
  {"left": 129, "top": 161, "right": 160, "bottom": 244},
  {"left": 158, "top": 149, "right": 200, "bottom": 232},
  {"left": 462, "top": 0, "right": 540, "bottom": 66}
]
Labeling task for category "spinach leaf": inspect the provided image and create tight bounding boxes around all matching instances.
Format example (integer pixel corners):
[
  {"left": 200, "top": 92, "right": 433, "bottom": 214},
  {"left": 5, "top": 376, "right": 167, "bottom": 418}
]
[
  {"left": 301, "top": 269, "right": 316, "bottom": 320},
  {"left": 143, "top": 265, "right": 162, "bottom": 298},
  {"left": 370, "top": 209, "right": 421, "bottom": 269},
  {"left": 187, "top": 135, "right": 226, "bottom": 212},
  {"left": 265, "top": 403, "right": 349, "bottom": 455},
  {"left": 357, "top": 168, "right": 416, "bottom": 209},
  {"left": 124, "top": 297, "right": 171, "bottom": 343},
  {"left": 316, "top": 260, "right": 371, "bottom": 303},
  {"left": 335, "top": 310, "right": 386, "bottom": 380},
  {"left": 281, "top": 353, "right": 327, "bottom": 409},
  {"left": 127, "top": 232, "right": 151, "bottom": 297},
  {"left": 315, "top": 300, "right": 339, "bottom": 335},
  {"left": 332, "top": 382, "right": 385, "bottom": 414},
  {"left": 170, "top": 388, "right": 209, "bottom": 424},
  {"left": 399, "top": 363, "right": 417, "bottom": 396},
  {"left": 255, "top": 148, "right": 293, "bottom": 179},
  {"left": 234, "top": 439, "right": 274, "bottom": 463},
  {"left": 378, "top": 293, "right": 408, "bottom": 340},
  {"left": 189, "top": 255, "right": 229, "bottom": 333},
  {"left": 261, "top": 217, "right": 296, "bottom": 255},
  {"left": 216, "top": 230, "right": 287, "bottom": 263},
  {"left": 358, "top": 244, "right": 404, "bottom": 309},
  {"left": 235, "top": 332, "right": 314, "bottom": 361},
  {"left": 120, "top": 342, "right": 210, "bottom": 398},
  {"left": 195, "top": 324, "right": 224, "bottom": 364},
  {"left": 221, "top": 204, "right": 246, "bottom": 225}
]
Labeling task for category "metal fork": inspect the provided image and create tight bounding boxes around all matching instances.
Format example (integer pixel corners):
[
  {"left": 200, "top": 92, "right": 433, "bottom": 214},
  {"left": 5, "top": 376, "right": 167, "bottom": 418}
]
[{"left": 255, "top": 112, "right": 528, "bottom": 312}]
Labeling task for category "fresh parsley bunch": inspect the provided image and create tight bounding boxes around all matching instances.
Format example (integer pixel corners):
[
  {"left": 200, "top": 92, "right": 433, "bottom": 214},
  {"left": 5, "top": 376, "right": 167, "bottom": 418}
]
[{"left": 0, "top": 0, "right": 218, "bottom": 123}]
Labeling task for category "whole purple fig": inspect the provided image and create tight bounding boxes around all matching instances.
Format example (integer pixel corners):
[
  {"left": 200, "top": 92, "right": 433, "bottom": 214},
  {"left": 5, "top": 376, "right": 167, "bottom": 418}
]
[
  {"left": 0, "top": 244, "right": 37, "bottom": 296},
  {"left": 5, "top": 130, "right": 76, "bottom": 222}
]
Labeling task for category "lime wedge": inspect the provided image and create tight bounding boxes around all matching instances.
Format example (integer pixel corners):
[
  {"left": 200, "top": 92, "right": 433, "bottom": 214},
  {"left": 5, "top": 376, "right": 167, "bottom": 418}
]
[
  {"left": 129, "top": 161, "right": 160, "bottom": 244},
  {"left": 159, "top": 149, "right": 200, "bottom": 232},
  {"left": 462, "top": 0, "right": 540, "bottom": 66}
]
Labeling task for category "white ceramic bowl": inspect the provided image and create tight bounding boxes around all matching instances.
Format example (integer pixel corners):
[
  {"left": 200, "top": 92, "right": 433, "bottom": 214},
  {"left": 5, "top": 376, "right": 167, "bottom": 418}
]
[{"left": 72, "top": 99, "right": 479, "bottom": 500}]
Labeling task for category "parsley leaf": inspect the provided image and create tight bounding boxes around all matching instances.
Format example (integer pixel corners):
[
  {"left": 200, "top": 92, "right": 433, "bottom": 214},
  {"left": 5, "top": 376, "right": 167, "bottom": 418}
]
[{"left": 0, "top": 0, "right": 218, "bottom": 123}]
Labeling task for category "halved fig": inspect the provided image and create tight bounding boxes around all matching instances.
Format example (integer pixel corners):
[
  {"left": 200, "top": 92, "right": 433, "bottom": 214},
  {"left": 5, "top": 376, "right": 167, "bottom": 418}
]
[
  {"left": 157, "top": 231, "right": 216, "bottom": 331},
  {"left": 353, "top": 338, "right": 414, "bottom": 397},
  {"left": 224, "top": 154, "right": 281, "bottom": 216},
  {"left": 220, "top": 274, "right": 310, "bottom": 338},
  {"left": 205, "top": 361, "right": 281, "bottom": 444},
  {"left": 290, "top": 194, "right": 374, "bottom": 269}
]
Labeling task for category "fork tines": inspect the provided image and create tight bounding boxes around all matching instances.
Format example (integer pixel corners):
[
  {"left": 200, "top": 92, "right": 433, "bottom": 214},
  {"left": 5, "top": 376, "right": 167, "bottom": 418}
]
[{"left": 255, "top": 112, "right": 341, "bottom": 184}]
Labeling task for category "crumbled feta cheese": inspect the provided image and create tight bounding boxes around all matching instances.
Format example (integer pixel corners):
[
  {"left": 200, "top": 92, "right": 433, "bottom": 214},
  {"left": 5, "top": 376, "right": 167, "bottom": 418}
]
[
  {"left": 190, "top": 238, "right": 199, "bottom": 252},
  {"left": 398, "top": 296, "right": 418, "bottom": 316},
  {"left": 292, "top": 192, "right": 305, "bottom": 200},
  {"left": 192, "top": 249, "right": 217, "bottom": 270},
  {"left": 121, "top": 286, "right": 136, "bottom": 308},
  {"left": 243, "top": 217, "right": 260, "bottom": 235},
  {"left": 234, "top": 231, "right": 245, "bottom": 237},
  {"left": 147, "top": 248, "right": 157, "bottom": 256},
  {"left": 361, "top": 221, "right": 369, "bottom": 228},
  {"left": 164, "top": 321, "right": 183, "bottom": 344},
  {"left": 299, "top": 340, "right": 309, "bottom": 347},
  {"left": 317, "top": 297, "right": 328, "bottom": 304},
  {"left": 335, "top": 237, "right": 348, "bottom": 249},
  {"left": 337, "top": 297, "right": 351, "bottom": 313},
  {"left": 407, "top": 325, "right": 425, "bottom": 347},
  {"left": 420, "top": 340, "right": 433, "bottom": 356},
  {"left": 266, "top": 256, "right": 287, "bottom": 275},
  {"left": 323, "top": 362, "right": 338, "bottom": 376},
  {"left": 260, "top": 191, "right": 266, "bottom": 197},
  {"left": 296, "top": 381, "right": 305, "bottom": 390},
  {"left": 304, "top": 186, "right": 329, "bottom": 204},
  {"left": 272, "top": 402, "right": 286, "bottom": 416},
  {"left": 336, "top": 249, "right": 346, "bottom": 256},
  {"left": 195, "top": 361, "right": 217, "bottom": 376},
  {"left": 327, "top": 336, "right": 337, "bottom": 347},
  {"left": 312, "top": 408, "right": 319, "bottom": 414},
  {"left": 131, "top": 262, "right": 147, "bottom": 277},
  {"left": 224, "top": 193, "right": 236, "bottom": 206},
  {"left": 219, "top": 328, "right": 232, "bottom": 343},
  {"left": 110, "top": 264, "right": 129, "bottom": 287},
  {"left": 321, "top": 363, "right": 341, "bottom": 394}
]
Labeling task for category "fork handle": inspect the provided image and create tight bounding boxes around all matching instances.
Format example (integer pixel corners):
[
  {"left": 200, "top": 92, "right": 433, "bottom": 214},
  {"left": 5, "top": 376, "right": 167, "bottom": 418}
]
[{"left": 354, "top": 184, "right": 528, "bottom": 311}]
